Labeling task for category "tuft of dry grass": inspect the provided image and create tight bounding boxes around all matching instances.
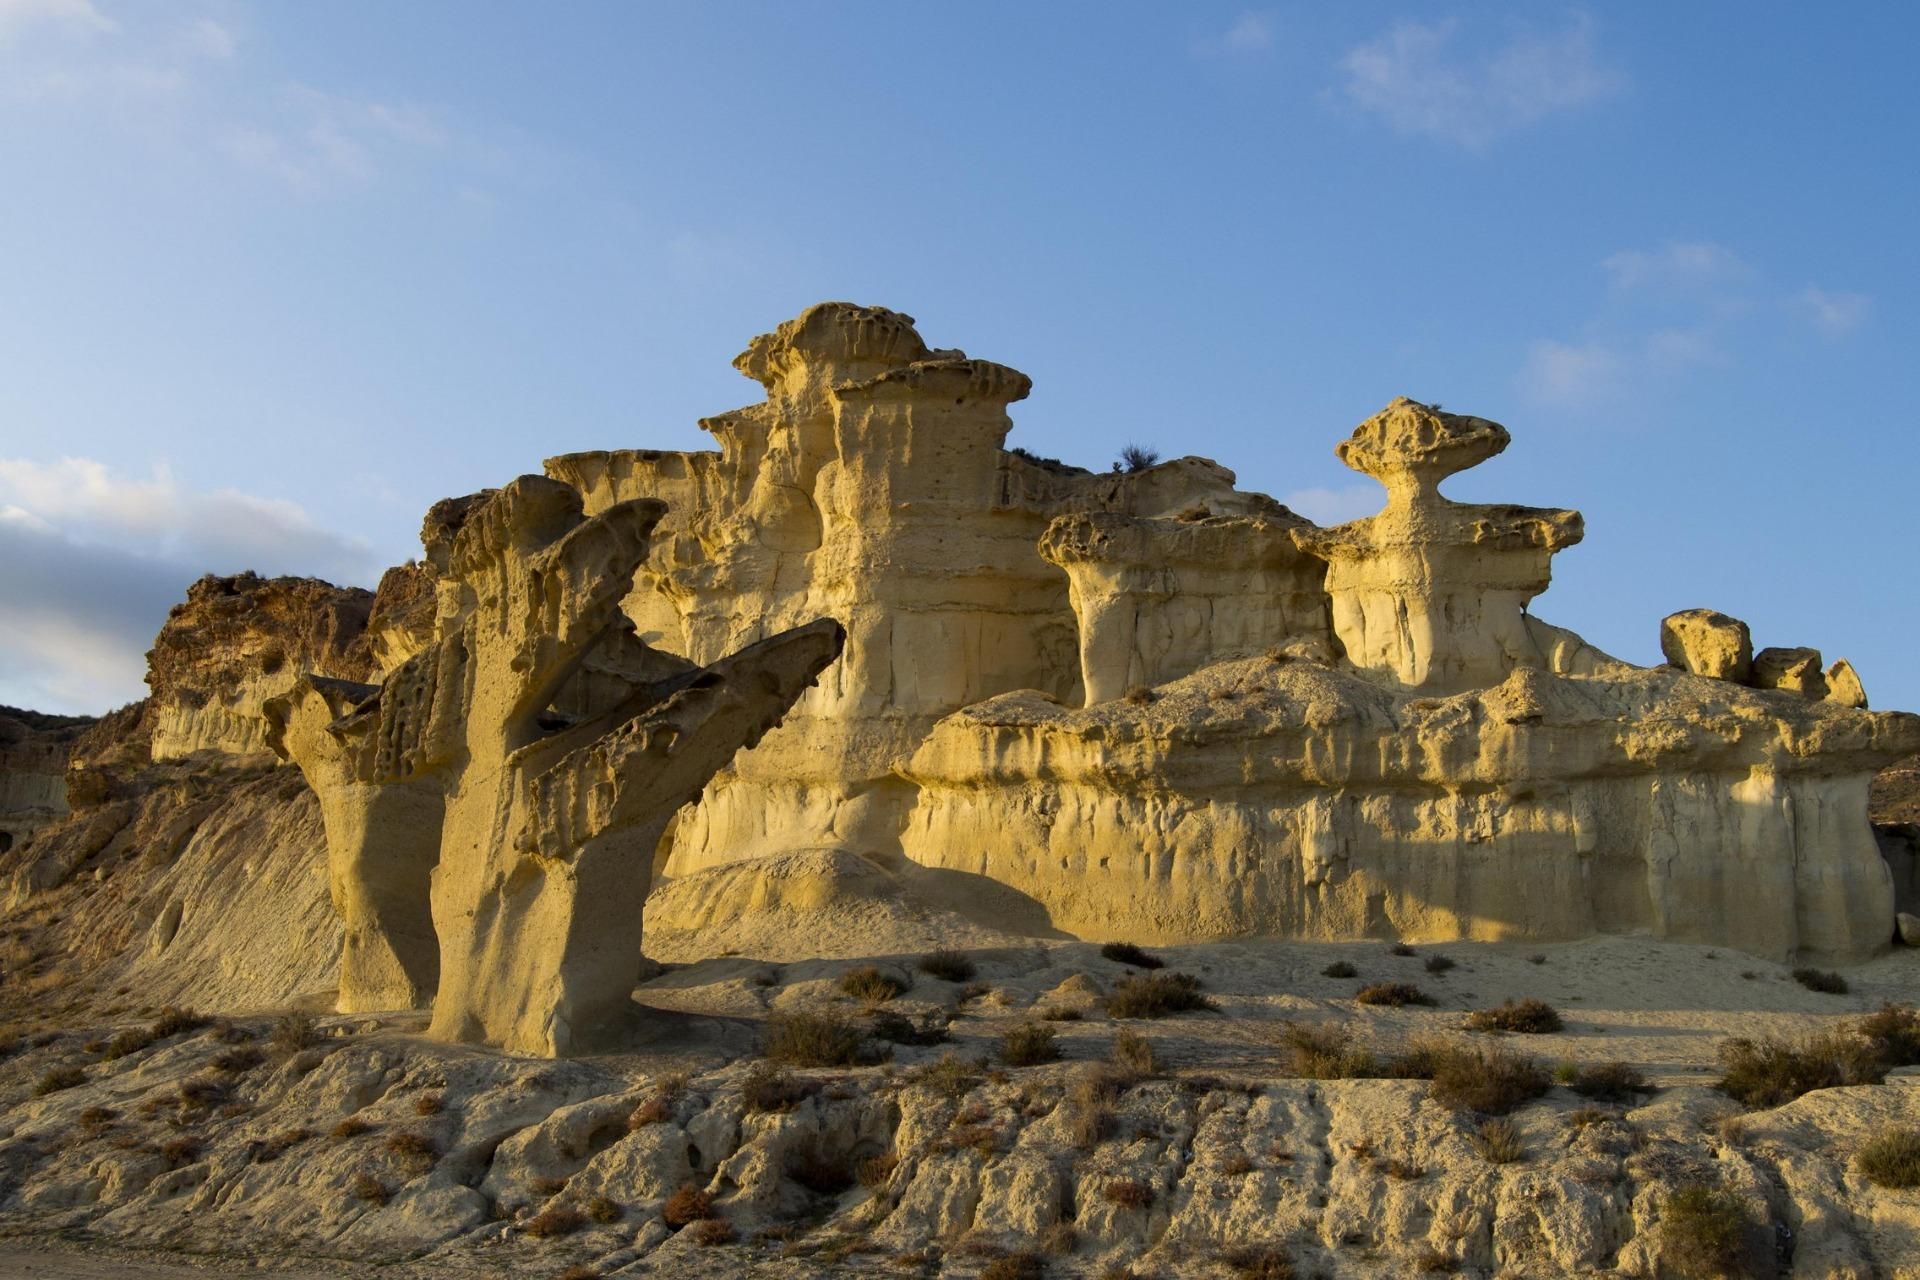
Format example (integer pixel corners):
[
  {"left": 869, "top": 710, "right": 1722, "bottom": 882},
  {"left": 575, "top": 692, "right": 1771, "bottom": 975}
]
[
  {"left": 523, "top": 1203, "right": 585, "bottom": 1239},
  {"left": 908, "top": 1052, "right": 984, "bottom": 1100},
  {"left": 839, "top": 965, "right": 909, "bottom": 1004},
  {"left": 764, "top": 1010, "right": 869, "bottom": 1067},
  {"left": 1111, "top": 1029, "right": 1157, "bottom": 1076},
  {"left": 269, "top": 1011, "right": 319, "bottom": 1058},
  {"left": 1856, "top": 1003, "right": 1920, "bottom": 1066},
  {"left": 1424, "top": 955, "right": 1456, "bottom": 974},
  {"left": 155, "top": 1135, "right": 202, "bottom": 1166},
  {"left": 741, "top": 1062, "right": 817, "bottom": 1113},
  {"left": 349, "top": 1172, "right": 390, "bottom": 1205},
  {"left": 1122, "top": 685, "right": 1154, "bottom": 706},
  {"left": 1100, "top": 942, "right": 1163, "bottom": 970},
  {"left": 1791, "top": 967, "right": 1848, "bottom": 995},
  {"left": 858, "top": 1151, "right": 898, "bottom": 1190},
  {"left": 412, "top": 1091, "right": 444, "bottom": 1116},
  {"left": 255, "top": 1127, "right": 314, "bottom": 1162},
  {"left": 917, "top": 949, "right": 976, "bottom": 982},
  {"left": 1275, "top": 1022, "right": 1382, "bottom": 1079},
  {"left": 1659, "top": 1183, "right": 1750, "bottom": 1280},
  {"left": 1219, "top": 1243, "right": 1295, "bottom": 1278},
  {"left": 981, "top": 1252, "right": 1046, "bottom": 1280},
  {"left": 1321, "top": 961, "right": 1358, "bottom": 979},
  {"left": 1464, "top": 998, "right": 1563, "bottom": 1034},
  {"left": 383, "top": 1129, "right": 438, "bottom": 1174},
  {"left": 1470, "top": 1117, "right": 1526, "bottom": 1164},
  {"left": 585, "top": 1194, "right": 622, "bottom": 1224},
  {"left": 1102, "top": 1178, "right": 1154, "bottom": 1210},
  {"left": 33, "top": 1065, "right": 85, "bottom": 1095},
  {"left": 664, "top": 1183, "right": 716, "bottom": 1227},
  {"left": 1414, "top": 1041, "right": 1550, "bottom": 1116},
  {"left": 1717, "top": 1031, "right": 1886, "bottom": 1108},
  {"left": 331, "top": 1116, "right": 375, "bottom": 1139},
  {"left": 212, "top": 1045, "right": 265, "bottom": 1074},
  {"left": 1355, "top": 982, "right": 1434, "bottom": 1008},
  {"left": 1567, "top": 1060, "right": 1652, "bottom": 1102},
  {"left": 1106, "top": 971, "right": 1213, "bottom": 1019},
  {"left": 1856, "top": 1127, "right": 1920, "bottom": 1189},
  {"left": 1001, "top": 1021, "right": 1061, "bottom": 1067},
  {"left": 1414, "top": 1246, "right": 1460, "bottom": 1273}
]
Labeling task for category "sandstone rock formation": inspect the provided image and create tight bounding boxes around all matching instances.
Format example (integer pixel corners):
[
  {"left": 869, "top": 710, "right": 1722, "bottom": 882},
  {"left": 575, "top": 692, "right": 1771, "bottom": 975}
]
[
  {"left": 0, "top": 707, "right": 92, "bottom": 853},
  {"left": 271, "top": 476, "right": 844, "bottom": 1054},
  {"left": 1659, "top": 608, "right": 1753, "bottom": 682}
]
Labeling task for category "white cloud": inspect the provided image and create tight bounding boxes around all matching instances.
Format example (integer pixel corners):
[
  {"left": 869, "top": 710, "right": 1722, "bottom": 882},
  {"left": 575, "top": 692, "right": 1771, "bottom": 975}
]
[
  {"left": 0, "top": 0, "right": 116, "bottom": 42},
  {"left": 1798, "top": 286, "right": 1871, "bottom": 338},
  {"left": 0, "top": 456, "right": 381, "bottom": 713},
  {"left": 1281, "top": 484, "right": 1381, "bottom": 526},
  {"left": 1601, "top": 241, "right": 1751, "bottom": 294},
  {"left": 1339, "top": 14, "right": 1623, "bottom": 147},
  {"left": 222, "top": 85, "right": 447, "bottom": 193},
  {"left": 1519, "top": 339, "right": 1622, "bottom": 405},
  {"left": 1195, "top": 11, "right": 1274, "bottom": 56}
]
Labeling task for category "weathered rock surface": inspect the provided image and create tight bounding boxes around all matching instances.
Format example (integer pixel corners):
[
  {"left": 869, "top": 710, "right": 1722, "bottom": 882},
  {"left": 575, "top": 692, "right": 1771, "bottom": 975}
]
[
  {"left": 0, "top": 707, "right": 93, "bottom": 853},
  {"left": 1659, "top": 608, "right": 1754, "bottom": 683},
  {"left": 1753, "top": 645, "right": 1830, "bottom": 700}
]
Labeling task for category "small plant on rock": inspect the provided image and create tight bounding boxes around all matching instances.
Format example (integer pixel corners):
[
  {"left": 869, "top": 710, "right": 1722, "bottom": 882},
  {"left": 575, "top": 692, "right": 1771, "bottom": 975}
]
[
  {"left": 917, "top": 948, "right": 976, "bottom": 982},
  {"left": 1100, "top": 942, "right": 1163, "bottom": 970},
  {"left": 1717, "top": 1031, "right": 1886, "bottom": 1108},
  {"left": 663, "top": 1183, "right": 716, "bottom": 1227},
  {"left": 688, "top": 1217, "right": 736, "bottom": 1246},
  {"left": 1469, "top": 1117, "right": 1525, "bottom": 1164},
  {"left": 269, "top": 1011, "right": 319, "bottom": 1058},
  {"left": 1856, "top": 1127, "right": 1920, "bottom": 1189},
  {"left": 383, "top": 1129, "right": 438, "bottom": 1175},
  {"left": 908, "top": 1051, "right": 984, "bottom": 1100},
  {"left": 1002, "top": 1021, "right": 1060, "bottom": 1067},
  {"left": 524, "top": 1203, "right": 585, "bottom": 1239},
  {"left": 741, "top": 1061, "right": 817, "bottom": 1113},
  {"left": 764, "top": 1010, "right": 870, "bottom": 1067},
  {"left": 331, "top": 1116, "right": 374, "bottom": 1139},
  {"left": 212, "top": 1045, "right": 265, "bottom": 1074},
  {"left": 1463, "top": 999, "right": 1563, "bottom": 1034},
  {"left": 1416, "top": 1042, "right": 1549, "bottom": 1115},
  {"left": 585, "top": 1193, "right": 622, "bottom": 1223}
]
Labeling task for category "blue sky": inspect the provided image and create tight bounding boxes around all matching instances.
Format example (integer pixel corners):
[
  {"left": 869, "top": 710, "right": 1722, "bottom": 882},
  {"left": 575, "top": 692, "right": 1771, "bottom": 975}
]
[{"left": 2, "top": 2, "right": 1915, "bottom": 715}]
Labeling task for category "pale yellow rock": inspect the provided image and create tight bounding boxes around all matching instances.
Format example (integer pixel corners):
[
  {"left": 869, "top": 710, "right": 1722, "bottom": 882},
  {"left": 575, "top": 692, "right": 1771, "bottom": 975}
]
[
  {"left": 1659, "top": 607, "right": 1754, "bottom": 682},
  {"left": 1827, "top": 657, "right": 1869, "bottom": 709},
  {"left": 1754, "top": 645, "right": 1829, "bottom": 700}
]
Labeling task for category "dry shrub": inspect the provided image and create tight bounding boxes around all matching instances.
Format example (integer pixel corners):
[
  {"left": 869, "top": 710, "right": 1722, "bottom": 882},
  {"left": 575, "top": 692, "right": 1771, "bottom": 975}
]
[
  {"left": 155, "top": 1135, "right": 202, "bottom": 1166},
  {"left": 917, "top": 949, "right": 976, "bottom": 982},
  {"left": 1717, "top": 1031, "right": 1886, "bottom": 1108},
  {"left": 255, "top": 1127, "right": 314, "bottom": 1162},
  {"left": 764, "top": 1010, "right": 868, "bottom": 1067},
  {"left": 1568, "top": 1060, "right": 1652, "bottom": 1102},
  {"left": 1659, "top": 1183, "right": 1750, "bottom": 1280},
  {"left": 840, "top": 965, "right": 909, "bottom": 1003},
  {"left": 150, "top": 1007, "right": 205, "bottom": 1038},
  {"left": 1424, "top": 955, "right": 1456, "bottom": 974},
  {"left": 585, "top": 1194, "right": 622, "bottom": 1223},
  {"left": 78, "top": 1105, "right": 115, "bottom": 1130},
  {"left": 1221, "top": 1153, "right": 1256, "bottom": 1176},
  {"left": 212, "top": 1045, "right": 265, "bottom": 1074},
  {"left": 1106, "top": 972, "right": 1213, "bottom": 1019},
  {"left": 857, "top": 1150, "right": 897, "bottom": 1190},
  {"left": 1567, "top": 1106, "right": 1613, "bottom": 1131},
  {"left": 331, "top": 1116, "right": 374, "bottom": 1139},
  {"left": 1122, "top": 685, "right": 1154, "bottom": 706},
  {"left": 1065, "top": 1076, "right": 1119, "bottom": 1149},
  {"left": 1039, "top": 1006, "right": 1083, "bottom": 1022},
  {"left": 1389, "top": 943, "right": 1416, "bottom": 957},
  {"left": 909, "top": 1052, "right": 983, "bottom": 1100},
  {"left": 1355, "top": 982, "right": 1433, "bottom": 1008},
  {"left": 1322, "top": 961, "right": 1358, "bottom": 978},
  {"left": 688, "top": 1217, "right": 736, "bottom": 1246},
  {"left": 1856, "top": 1127, "right": 1920, "bottom": 1189},
  {"left": 627, "top": 1095, "right": 670, "bottom": 1128},
  {"left": 100, "top": 1028, "right": 155, "bottom": 1061},
  {"left": 1041, "top": 1221, "right": 1077, "bottom": 1254},
  {"left": 1464, "top": 999, "right": 1563, "bottom": 1034},
  {"left": 524, "top": 1203, "right": 585, "bottom": 1239},
  {"left": 1791, "top": 967, "right": 1848, "bottom": 995},
  {"left": 1417, "top": 1041, "right": 1550, "bottom": 1115},
  {"left": 663, "top": 1183, "right": 716, "bottom": 1227},
  {"left": 269, "top": 1011, "right": 319, "bottom": 1058},
  {"left": 741, "top": 1062, "right": 818, "bottom": 1113},
  {"left": 981, "top": 1252, "right": 1046, "bottom": 1280},
  {"left": 1276, "top": 1022, "right": 1381, "bottom": 1079},
  {"left": 412, "top": 1091, "right": 444, "bottom": 1116},
  {"left": 1100, "top": 942, "right": 1163, "bottom": 970},
  {"left": 1414, "top": 1247, "right": 1460, "bottom": 1273},
  {"left": 1856, "top": 1003, "right": 1920, "bottom": 1065},
  {"left": 383, "top": 1129, "right": 438, "bottom": 1174},
  {"left": 870, "top": 1009, "right": 950, "bottom": 1046},
  {"left": 1470, "top": 1117, "right": 1525, "bottom": 1164},
  {"left": 1002, "top": 1021, "right": 1060, "bottom": 1067},
  {"left": 1219, "top": 1243, "right": 1295, "bottom": 1278},
  {"left": 33, "top": 1065, "right": 85, "bottom": 1095},
  {"left": 349, "top": 1172, "right": 390, "bottom": 1205},
  {"left": 556, "top": 1268, "right": 601, "bottom": 1280},
  {"left": 1103, "top": 1178, "right": 1154, "bottom": 1209},
  {"left": 1111, "top": 1029, "right": 1158, "bottom": 1076}
]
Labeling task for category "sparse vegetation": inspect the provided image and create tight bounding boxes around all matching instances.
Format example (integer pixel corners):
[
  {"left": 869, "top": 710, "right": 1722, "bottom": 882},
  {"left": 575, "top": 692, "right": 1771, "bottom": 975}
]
[
  {"left": 413, "top": 1091, "right": 444, "bottom": 1116},
  {"left": 1717, "top": 1030, "right": 1886, "bottom": 1108},
  {"left": 1414, "top": 1247, "right": 1460, "bottom": 1274},
  {"left": 1111, "top": 1028, "right": 1158, "bottom": 1076},
  {"left": 155, "top": 1135, "right": 202, "bottom": 1166},
  {"left": 1103, "top": 1178, "right": 1154, "bottom": 1210},
  {"left": 255, "top": 1126, "right": 314, "bottom": 1162},
  {"left": 741, "top": 1062, "right": 818, "bottom": 1113},
  {"left": 331, "top": 1116, "right": 375, "bottom": 1139},
  {"left": 1470, "top": 1116, "right": 1526, "bottom": 1164},
  {"left": 1276, "top": 1022, "right": 1382, "bottom": 1079},
  {"left": 1116, "top": 443, "right": 1161, "bottom": 473},
  {"left": 150, "top": 1006, "right": 205, "bottom": 1038},
  {"left": 1567, "top": 1060, "right": 1653, "bottom": 1102},
  {"left": 1464, "top": 998, "right": 1563, "bottom": 1034},
  {"left": 917, "top": 949, "right": 977, "bottom": 982},
  {"left": 33, "top": 1065, "right": 85, "bottom": 1095},
  {"left": 1856, "top": 1002, "right": 1920, "bottom": 1065},
  {"left": 1100, "top": 942, "right": 1164, "bottom": 970},
  {"left": 663, "top": 1183, "right": 716, "bottom": 1227},
  {"left": 1659, "top": 1183, "right": 1750, "bottom": 1280},
  {"left": 870, "top": 1009, "right": 950, "bottom": 1046},
  {"left": 383, "top": 1130, "right": 438, "bottom": 1174},
  {"left": 269, "top": 1011, "right": 320, "bottom": 1058},
  {"left": 1419, "top": 1041, "right": 1550, "bottom": 1116},
  {"left": 1321, "top": 961, "right": 1358, "bottom": 978},
  {"left": 909, "top": 1052, "right": 984, "bottom": 1099},
  {"left": 1355, "top": 982, "right": 1434, "bottom": 1008},
  {"left": 349, "top": 1172, "right": 391, "bottom": 1205},
  {"left": 524, "top": 1203, "right": 586, "bottom": 1239},
  {"left": 1567, "top": 1106, "right": 1613, "bottom": 1130},
  {"left": 1389, "top": 943, "right": 1416, "bottom": 957},
  {"left": 1106, "top": 971, "right": 1213, "bottom": 1019},
  {"left": 1038, "top": 1006, "right": 1083, "bottom": 1022},
  {"left": 840, "top": 965, "right": 909, "bottom": 1003},
  {"left": 1001, "top": 1021, "right": 1060, "bottom": 1066},
  {"left": 1855, "top": 1127, "right": 1920, "bottom": 1189},
  {"left": 1791, "top": 967, "right": 1848, "bottom": 995},
  {"left": 1219, "top": 1243, "right": 1295, "bottom": 1279},
  {"left": 1424, "top": 955, "right": 1456, "bottom": 974},
  {"left": 981, "top": 1252, "right": 1046, "bottom": 1280},
  {"left": 212, "top": 1045, "right": 265, "bottom": 1074},
  {"left": 688, "top": 1217, "right": 735, "bottom": 1246},
  {"left": 586, "top": 1194, "right": 622, "bottom": 1223},
  {"left": 1122, "top": 685, "right": 1154, "bottom": 705},
  {"left": 764, "top": 1010, "right": 870, "bottom": 1066},
  {"left": 858, "top": 1151, "right": 897, "bottom": 1190}
]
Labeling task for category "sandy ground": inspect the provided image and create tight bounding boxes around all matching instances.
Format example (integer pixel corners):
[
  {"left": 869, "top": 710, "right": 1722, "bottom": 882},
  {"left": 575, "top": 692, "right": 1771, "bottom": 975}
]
[{"left": 0, "top": 1243, "right": 344, "bottom": 1277}]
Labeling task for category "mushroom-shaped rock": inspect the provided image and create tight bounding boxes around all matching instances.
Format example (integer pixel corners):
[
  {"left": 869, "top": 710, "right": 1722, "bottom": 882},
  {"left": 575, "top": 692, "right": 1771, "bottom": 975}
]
[
  {"left": 1659, "top": 609, "right": 1754, "bottom": 683},
  {"left": 1753, "top": 646, "right": 1828, "bottom": 700},
  {"left": 1292, "top": 398, "right": 1583, "bottom": 696},
  {"left": 1826, "top": 659, "right": 1868, "bottom": 709}
]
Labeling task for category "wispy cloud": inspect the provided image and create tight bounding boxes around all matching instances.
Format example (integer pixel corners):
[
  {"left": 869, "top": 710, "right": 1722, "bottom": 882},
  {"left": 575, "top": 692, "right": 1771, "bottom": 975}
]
[
  {"left": 0, "top": 456, "right": 380, "bottom": 712},
  {"left": 1797, "top": 286, "right": 1871, "bottom": 338},
  {"left": 1601, "top": 241, "right": 1752, "bottom": 295},
  {"left": 1519, "top": 339, "right": 1624, "bottom": 404},
  {"left": 0, "top": 0, "right": 116, "bottom": 42},
  {"left": 221, "top": 85, "right": 447, "bottom": 193},
  {"left": 1194, "top": 11, "right": 1274, "bottom": 57},
  {"left": 1338, "top": 14, "right": 1623, "bottom": 147}
]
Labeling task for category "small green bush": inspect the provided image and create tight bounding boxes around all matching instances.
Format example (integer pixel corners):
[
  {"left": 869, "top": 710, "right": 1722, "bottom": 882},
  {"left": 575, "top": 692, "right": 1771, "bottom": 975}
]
[
  {"left": 908, "top": 1052, "right": 983, "bottom": 1099},
  {"left": 1276, "top": 1022, "right": 1382, "bottom": 1079},
  {"left": 1463, "top": 999, "right": 1563, "bottom": 1034},
  {"left": 1567, "top": 1060, "right": 1653, "bottom": 1102},
  {"left": 1002, "top": 1022, "right": 1061, "bottom": 1067},
  {"left": 764, "top": 1011, "right": 868, "bottom": 1066},
  {"left": 1717, "top": 1031, "right": 1886, "bottom": 1108},
  {"left": 1856, "top": 1127, "right": 1920, "bottom": 1189},
  {"left": 1100, "top": 942, "right": 1164, "bottom": 969},
  {"left": 1355, "top": 982, "right": 1433, "bottom": 1008},
  {"left": 1470, "top": 1116, "right": 1525, "bottom": 1164},
  {"left": 33, "top": 1065, "right": 84, "bottom": 1095},
  {"left": 1417, "top": 1042, "right": 1549, "bottom": 1116},
  {"left": 1106, "top": 972, "right": 1213, "bottom": 1019},
  {"left": 917, "top": 949, "right": 977, "bottom": 982},
  {"left": 839, "top": 965, "right": 908, "bottom": 1003}
]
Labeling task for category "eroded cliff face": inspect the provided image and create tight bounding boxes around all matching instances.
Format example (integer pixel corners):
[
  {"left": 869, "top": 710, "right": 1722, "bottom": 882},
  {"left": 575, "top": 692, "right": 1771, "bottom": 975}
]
[{"left": 0, "top": 708, "right": 94, "bottom": 853}]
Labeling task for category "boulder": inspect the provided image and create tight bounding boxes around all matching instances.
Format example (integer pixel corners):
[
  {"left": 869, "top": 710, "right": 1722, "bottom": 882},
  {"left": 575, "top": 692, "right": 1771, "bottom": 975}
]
[
  {"left": 1659, "top": 609, "right": 1753, "bottom": 682},
  {"left": 1826, "top": 659, "right": 1868, "bottom": 709},
  {"left": 1753, "top": 646, "right": 1829, "bottom": 700},
  {"left": 1899, "top": 913, "right": 1920, "bottom": 946}
]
